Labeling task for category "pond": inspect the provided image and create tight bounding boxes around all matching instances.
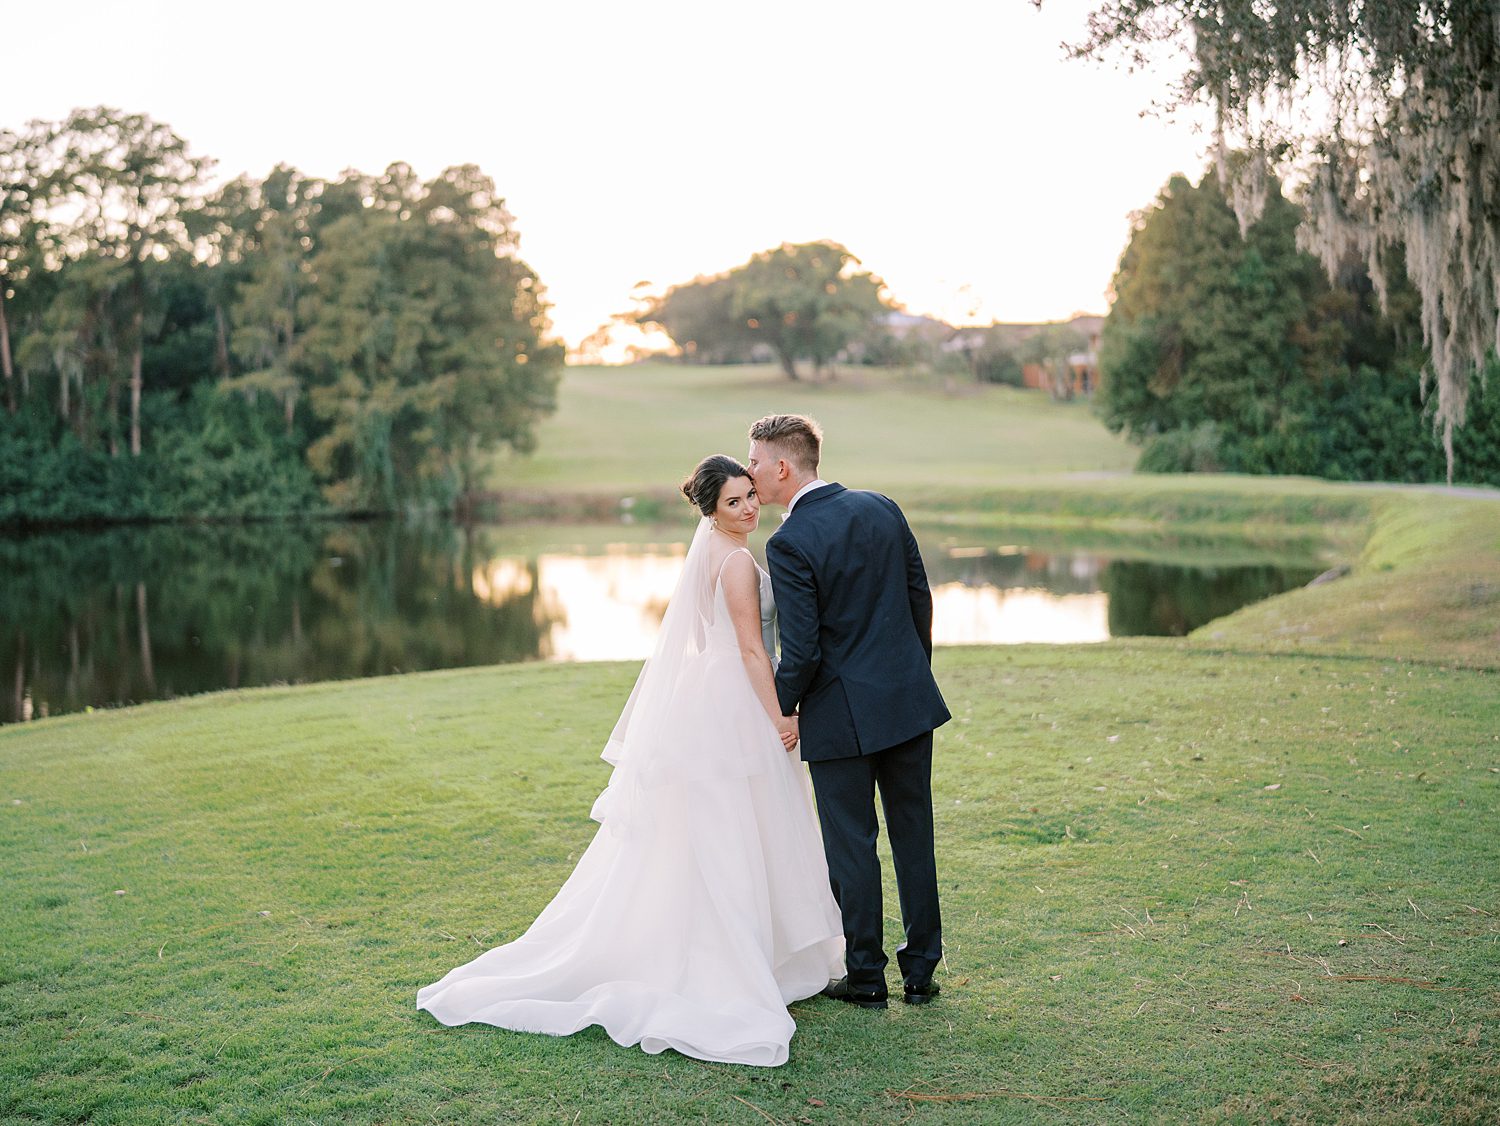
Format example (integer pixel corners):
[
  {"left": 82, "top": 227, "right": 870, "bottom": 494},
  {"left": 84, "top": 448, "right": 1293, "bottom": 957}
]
[{"left": 0, "top": 519, "right": 1323, "bottom": 724}]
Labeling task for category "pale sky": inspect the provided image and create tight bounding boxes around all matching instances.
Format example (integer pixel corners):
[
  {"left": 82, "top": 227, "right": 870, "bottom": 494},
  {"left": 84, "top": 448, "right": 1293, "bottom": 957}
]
[{"left": 5, "top": 0, "right": 1213, "bottom": 354}]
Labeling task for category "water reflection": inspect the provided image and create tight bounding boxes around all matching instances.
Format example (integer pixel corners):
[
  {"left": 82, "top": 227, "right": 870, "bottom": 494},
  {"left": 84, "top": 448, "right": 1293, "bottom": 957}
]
[
  {"left": 0, "top": 522, "right": 556, "bottom": 724},
  {"left": 931, "top": 587, "right": 1109, "bottom": 645},
  {"left": 468, "top": 545, "right": 1117, "bottom": 659},
  {"left": 0, "top": 522, "right": 1319, "bottom": 724},
  {"left": 534, "top": 551, "right": 684, "bottom": 661},
  {"left": 1103, "top": 559, "right": 1320, "bottom": 636}
]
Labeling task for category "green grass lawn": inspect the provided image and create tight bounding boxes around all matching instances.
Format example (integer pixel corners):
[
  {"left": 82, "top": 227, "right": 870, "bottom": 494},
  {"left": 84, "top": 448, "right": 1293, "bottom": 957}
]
[
  {"left": 3, "top": 490, "right": 1497, "bottom": 1123},
  {"left": 489, "top": 362, "right": 1139, "bottom": 502}
]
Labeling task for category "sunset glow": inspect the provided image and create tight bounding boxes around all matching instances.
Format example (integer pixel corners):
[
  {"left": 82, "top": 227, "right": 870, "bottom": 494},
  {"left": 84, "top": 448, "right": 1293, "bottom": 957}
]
[
  {"left": 930, "top": 584, "right": 1109, "bottom": 646},
  {"left": 7, "top": 0, "right": 1212, "bottom": 355}
]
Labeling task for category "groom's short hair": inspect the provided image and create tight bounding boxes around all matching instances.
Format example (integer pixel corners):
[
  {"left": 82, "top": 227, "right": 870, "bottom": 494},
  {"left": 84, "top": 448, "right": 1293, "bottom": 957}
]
[{"left": 749, "top": 414, "right": 822, "bottom": 475}]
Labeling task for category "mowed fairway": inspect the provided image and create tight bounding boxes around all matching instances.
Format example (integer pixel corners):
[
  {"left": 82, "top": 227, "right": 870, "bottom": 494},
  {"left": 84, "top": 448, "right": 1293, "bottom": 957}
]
[
  {"left": 1, "top": 643, "right": 1496, "bottom": 1124},
  {"left": 489, "top": 362, "right": 1138, "bottom": 497}
]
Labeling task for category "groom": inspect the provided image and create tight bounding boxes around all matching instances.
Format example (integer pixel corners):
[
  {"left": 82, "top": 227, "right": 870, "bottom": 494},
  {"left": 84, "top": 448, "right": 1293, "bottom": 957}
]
[{"left": 747, "top": 414, "right": 950, "bottom": 1010}]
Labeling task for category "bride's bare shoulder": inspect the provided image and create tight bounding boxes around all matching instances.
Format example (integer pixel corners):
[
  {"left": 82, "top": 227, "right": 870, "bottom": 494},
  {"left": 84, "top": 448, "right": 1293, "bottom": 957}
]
[{"left": 714, "top": 544, "right": 757, "bottom": 589}]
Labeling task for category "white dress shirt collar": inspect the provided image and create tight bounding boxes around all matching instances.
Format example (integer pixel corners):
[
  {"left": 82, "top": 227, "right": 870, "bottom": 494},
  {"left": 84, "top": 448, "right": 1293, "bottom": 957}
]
[{"left": 785, "top": 478, "right": 828, "bottom": 515}]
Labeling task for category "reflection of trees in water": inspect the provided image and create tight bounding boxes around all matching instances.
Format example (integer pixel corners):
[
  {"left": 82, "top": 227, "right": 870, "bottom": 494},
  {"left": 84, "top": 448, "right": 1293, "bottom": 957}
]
[
  {"left": 2, "top": 524, "right": 1324, "bottom": 723},
  {"left": 1103, "top": 560, "right": 1320, "bottom": 637},
  {"left": 1, "top": 524, "right": 319, "bottom": 722},
  {"left": 927, "top": 549, "right": 1103, "bottom": 597},
  {"left": 0, "top": 522, "right": 556, "bottom": 723}
]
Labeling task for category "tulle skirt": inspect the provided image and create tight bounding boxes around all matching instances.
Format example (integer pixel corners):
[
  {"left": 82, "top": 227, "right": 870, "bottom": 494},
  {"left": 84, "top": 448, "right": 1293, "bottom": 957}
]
[{"left": 416, "top": 645, "right": 844, "bottom": 1066}]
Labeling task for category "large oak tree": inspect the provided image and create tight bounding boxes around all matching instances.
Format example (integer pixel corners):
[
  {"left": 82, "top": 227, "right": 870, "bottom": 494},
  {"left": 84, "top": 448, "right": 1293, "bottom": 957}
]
[{"left": 640, "top": 241, "right": 888, "bottom": 379}]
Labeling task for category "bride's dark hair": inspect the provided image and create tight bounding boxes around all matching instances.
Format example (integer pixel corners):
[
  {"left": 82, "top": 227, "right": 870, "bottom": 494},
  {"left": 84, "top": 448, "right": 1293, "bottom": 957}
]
[{"left": 681, "top": 454, "right": 750, "bottom": 516}]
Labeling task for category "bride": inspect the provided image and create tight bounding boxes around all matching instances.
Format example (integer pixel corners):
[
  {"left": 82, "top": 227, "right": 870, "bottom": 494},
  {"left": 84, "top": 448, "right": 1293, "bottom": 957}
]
[{"left": 417, "top": 455, "right": 844, "bottom": 1066}]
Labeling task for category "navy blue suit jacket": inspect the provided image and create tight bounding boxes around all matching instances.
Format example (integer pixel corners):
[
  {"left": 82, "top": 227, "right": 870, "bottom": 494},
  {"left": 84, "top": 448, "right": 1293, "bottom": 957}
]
[{"left": 767, "top": 484, "right": 950, "bottom": 762}]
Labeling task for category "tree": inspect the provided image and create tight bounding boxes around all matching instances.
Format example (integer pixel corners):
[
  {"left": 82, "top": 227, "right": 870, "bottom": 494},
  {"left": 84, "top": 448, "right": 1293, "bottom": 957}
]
[
  {"left": 0, "top": 125, "right": 44, "bottom": 415},
  {"left": 639, "top": 241, "right": 889, "bottom": 379},
  {"left": 1097, "top": 168, "right": 1334, "bottom": 466},
  {"left": 41, "top": 108, "right": 210, "bottom": 455},
  {"left": 1058, "top": 0, "right": 1499, "bottom": 480},
  {"left": 1097, "top": 163, "right": 1500, "bottom": 483},
  {"left": 223, "top": 166, "right": 322, "bottom": 432},
  {"left": 733, "top": 242, "right": 888, "bottom": 379},
  {"left": 299, "top": 164, "right": 562, "bottom": 510},
  {"left": 17, "top": 253, "right": 131, "bottom": 447},
  {"left": 973, "top": 335, "right": 1024, "bottom": 386},
  {"left": 1017, "top": 323, "right": 1089, "bottom": 400},
  {"left": 183, "top": 172, "right": 261, "bottom": 380},
  {"left": 638, "top": 273, "right": 755, "bottom": 364}
]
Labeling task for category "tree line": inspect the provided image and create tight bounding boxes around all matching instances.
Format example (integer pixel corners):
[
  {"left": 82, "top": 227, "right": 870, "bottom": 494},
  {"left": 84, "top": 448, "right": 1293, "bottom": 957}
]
[
  {"left": 0, "top": 107, "right": 562, "bottom": 526},
  {"left": 1098, "top": 165, "right": 1500, "bottom": 485}
]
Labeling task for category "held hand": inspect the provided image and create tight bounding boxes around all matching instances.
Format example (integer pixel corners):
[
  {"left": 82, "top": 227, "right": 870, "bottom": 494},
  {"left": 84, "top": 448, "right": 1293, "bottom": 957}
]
[{"left": 776, "top": 714, "right": 800, "bottom": 753}]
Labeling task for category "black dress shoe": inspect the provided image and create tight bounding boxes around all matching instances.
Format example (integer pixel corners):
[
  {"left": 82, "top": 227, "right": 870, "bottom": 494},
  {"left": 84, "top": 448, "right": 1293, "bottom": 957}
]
[
  {"left": 902, "top": 982, "right": 941, "bottom": 1005},
  {"left": 819, "top": 976, "right": 889, "bottom": 1010}
]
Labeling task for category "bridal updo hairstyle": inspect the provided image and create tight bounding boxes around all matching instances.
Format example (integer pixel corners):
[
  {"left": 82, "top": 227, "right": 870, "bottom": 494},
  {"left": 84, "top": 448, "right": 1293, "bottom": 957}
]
[{"left": 681, "top": 454, "right": 751, "bottom": 516}]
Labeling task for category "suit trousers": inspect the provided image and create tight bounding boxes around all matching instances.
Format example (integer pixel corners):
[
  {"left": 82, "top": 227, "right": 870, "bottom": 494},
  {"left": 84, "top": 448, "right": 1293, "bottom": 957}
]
[{"left": 806, "top": 730, "right": 941, "bottom": 992}]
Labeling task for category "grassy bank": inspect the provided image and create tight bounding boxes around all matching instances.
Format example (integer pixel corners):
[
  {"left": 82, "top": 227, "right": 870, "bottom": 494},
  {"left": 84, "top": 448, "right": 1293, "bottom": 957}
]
[
  {"left": 2, "top": 490, "right": 1497, "bottom": 1123},
  {"left": 901, "top": 474, "right": 1382, "bottom": 563},
  {"left": 1195, "top": 493, "right": 1500, "bottom": 668},
  {"left": 488, "top": 514, "right": 1343, "bottom": 574}
]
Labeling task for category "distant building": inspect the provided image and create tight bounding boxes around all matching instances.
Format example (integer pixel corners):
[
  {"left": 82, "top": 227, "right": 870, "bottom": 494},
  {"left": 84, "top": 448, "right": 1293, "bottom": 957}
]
[
  {"left": 940, "top": 326, "right": 990, "bottom": 356},
  {"left": 1006, "top": 314, "right": 1103, "bottom": 397},
  {"left": 877, "top": 311, "right": 951, "bottom": 338},
  {"left": 860, "top": 310, "right": 1105, "bottom": 397}
]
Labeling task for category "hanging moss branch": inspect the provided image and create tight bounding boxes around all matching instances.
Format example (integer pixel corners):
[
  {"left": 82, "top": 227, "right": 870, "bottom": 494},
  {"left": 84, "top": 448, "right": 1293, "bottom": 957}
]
[{"left": 1060, "top": 1, "right": 1500, "bottom": 482}]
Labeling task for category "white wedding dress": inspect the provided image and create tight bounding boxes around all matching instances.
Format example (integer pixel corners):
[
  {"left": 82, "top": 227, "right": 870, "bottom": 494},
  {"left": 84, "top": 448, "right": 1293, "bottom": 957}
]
[{"left": 417, "top": 519, "right": 844, "bottom": 1066}]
